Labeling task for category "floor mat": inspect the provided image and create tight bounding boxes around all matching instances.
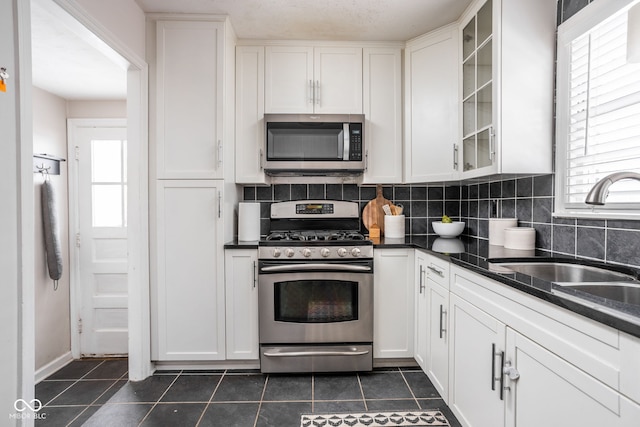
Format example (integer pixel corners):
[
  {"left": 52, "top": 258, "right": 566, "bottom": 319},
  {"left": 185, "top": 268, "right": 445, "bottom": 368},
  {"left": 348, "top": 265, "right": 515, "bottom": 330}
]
[{"left": 301, "top": 410, "right": 450, "bottom": 426}]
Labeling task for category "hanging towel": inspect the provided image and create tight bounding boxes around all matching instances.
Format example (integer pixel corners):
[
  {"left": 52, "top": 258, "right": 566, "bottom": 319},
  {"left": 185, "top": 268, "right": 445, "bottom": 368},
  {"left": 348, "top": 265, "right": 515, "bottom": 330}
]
[{"left": 42, "top": 180, "right": 63, "bottom": 286}]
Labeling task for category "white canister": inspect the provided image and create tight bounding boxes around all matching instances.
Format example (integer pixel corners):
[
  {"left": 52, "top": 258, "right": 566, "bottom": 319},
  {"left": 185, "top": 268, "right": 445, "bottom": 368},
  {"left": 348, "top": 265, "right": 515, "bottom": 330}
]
[
  {"left": 383, "top": 215, "right": 405, "bottom": 239},
  {"left": 503, "top": 227, "right": 536, "bottom": 250},
  {"left": 489, "top": 218, "right": 518, "bottom": 246},
  {"left": 238, "top": 202, "right": 261, "bottom": 241}
]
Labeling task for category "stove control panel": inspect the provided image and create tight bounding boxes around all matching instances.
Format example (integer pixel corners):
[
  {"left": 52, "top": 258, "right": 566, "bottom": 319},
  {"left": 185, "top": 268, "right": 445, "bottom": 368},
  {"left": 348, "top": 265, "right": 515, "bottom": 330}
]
[{"left": 260, "top": 245, "right": 373, "bottom": 260}]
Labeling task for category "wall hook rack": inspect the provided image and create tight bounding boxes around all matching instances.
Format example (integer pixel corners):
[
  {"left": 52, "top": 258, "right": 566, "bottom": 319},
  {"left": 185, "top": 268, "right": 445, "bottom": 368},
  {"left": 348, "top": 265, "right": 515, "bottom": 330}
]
[{"left": 33, "top": 153, "right": 66, "bottom": 175}]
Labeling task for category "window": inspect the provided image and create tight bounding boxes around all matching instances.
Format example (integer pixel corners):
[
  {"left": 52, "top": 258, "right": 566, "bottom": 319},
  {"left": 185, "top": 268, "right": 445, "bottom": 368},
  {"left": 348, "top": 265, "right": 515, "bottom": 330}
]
[{"left": 556, "top": 0, "right": 640, "bottom": 217}]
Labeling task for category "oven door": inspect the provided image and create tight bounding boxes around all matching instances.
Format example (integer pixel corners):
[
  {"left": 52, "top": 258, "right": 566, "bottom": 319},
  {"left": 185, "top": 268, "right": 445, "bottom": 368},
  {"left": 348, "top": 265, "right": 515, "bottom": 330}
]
[{"left": 258, "top": 260, "right": 373, "bottom": 345}]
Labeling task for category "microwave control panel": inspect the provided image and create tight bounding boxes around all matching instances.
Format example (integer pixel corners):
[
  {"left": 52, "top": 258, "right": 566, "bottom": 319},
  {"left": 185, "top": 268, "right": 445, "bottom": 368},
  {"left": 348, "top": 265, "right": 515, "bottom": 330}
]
[{"left": 349, "top": 123, "right": 363, "bottom": 161}]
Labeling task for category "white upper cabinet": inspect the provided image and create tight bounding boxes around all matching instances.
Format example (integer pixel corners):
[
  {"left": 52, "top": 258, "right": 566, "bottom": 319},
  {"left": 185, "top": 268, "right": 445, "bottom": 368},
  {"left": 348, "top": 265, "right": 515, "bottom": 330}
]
[
  {"left": 362, "top": 47, "right": 403, "bottom": 184},
  {"left": 265, "top": 46, "right": 363, "bottom": 114},
  {"left": 459, "top": 0, "right": 555, "bottom": 178},
  {"left": 404, "top": 26, "right": 459, "bottom": 183},
  {"left": 156, "top": 20, "right": 225, "bottom": 179},
  {"left": 235, "top": 46, "right": 267, "bottom": 184}
]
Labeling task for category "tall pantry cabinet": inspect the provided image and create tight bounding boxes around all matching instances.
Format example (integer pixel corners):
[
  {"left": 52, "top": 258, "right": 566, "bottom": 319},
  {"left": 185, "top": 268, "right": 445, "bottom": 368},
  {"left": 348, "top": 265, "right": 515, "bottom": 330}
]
[{"left": 149, "top": 16, "right": 238, "bottom": 361}]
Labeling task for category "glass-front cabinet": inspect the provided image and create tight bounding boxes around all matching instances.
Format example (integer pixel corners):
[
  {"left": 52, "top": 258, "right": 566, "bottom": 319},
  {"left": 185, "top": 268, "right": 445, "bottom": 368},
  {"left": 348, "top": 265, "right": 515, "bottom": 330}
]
[
  {"left": 458, "top": 0, "right": 555, "bottom": 178},
  {"left": 461, "top": 0, "right": 494, "bottom": 174}
]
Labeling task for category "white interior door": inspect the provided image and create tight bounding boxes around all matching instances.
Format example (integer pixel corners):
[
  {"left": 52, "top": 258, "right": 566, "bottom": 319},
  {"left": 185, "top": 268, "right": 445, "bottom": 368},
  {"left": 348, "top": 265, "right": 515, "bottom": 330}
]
[{"left": 68, "top": 119, "right": 128, "bottom": 357}]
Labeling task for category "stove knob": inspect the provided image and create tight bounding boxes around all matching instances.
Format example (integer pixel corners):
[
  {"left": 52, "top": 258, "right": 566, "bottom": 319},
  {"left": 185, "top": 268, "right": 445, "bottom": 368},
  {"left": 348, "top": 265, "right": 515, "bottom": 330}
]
[
  {"left": 337, "top": 248, "right": 348, "bottom": 257},
  {"left": 320, "top": 248, "right": 331, "bottom": 258},
  {"left": 302, "top": 248, "right": 312, "bottom": 257},
  {"left": 273, "top": 248, "right": 281, "bottom": 258},
  {"left": 285, "top": 248, "right": 295, "bottom": 258},
  {"left": 351, "top": 247, "right": 361, "bottom": 257}
]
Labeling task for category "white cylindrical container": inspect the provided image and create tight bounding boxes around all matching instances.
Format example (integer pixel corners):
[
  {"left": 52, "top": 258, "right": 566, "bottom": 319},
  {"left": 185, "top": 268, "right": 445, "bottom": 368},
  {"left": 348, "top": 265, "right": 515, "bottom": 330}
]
[
  {"left": 503, "top": 227, "right": 536, "bottom": 250},
  {"left": 384, "top": 215, "right": 405, "bottom": 239},
  {"left": 489, "top": 218, "right": 518, "bottom": 245},
  {"left": 238, "top": 202, "right": 261, "bottom": 241}
]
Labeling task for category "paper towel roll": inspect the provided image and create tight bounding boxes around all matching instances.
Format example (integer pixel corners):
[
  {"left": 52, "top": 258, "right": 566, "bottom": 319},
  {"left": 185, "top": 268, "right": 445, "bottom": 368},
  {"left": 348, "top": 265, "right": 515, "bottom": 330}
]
[
  {"left": 489, "top": 218, "right": 518, "bottom": 246},
  {"left": 238, "top": 202, "right": 260, "bottom": 241},
  {"left": 503, "top": 227, "right": 536, "bottom": 250}
]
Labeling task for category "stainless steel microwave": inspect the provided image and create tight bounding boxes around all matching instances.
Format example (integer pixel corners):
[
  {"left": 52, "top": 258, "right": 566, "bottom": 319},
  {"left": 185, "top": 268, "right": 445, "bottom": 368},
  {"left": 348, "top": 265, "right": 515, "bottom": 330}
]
[{"left": 264, "top": 114, "right": 365, "bottom": 175}]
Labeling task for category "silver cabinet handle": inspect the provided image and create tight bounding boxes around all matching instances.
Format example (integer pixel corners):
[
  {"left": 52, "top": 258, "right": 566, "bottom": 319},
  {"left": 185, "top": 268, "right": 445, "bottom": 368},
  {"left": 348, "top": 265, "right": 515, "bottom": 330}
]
[
  {"left": 217, "top": 191, "right": 222, "bottom": 218},
  {"left": 315, "top": 80, "right": 320, "bottom": 105},
  {"left": 419, "top": 265, "right": 425, "bottom": 294},
  {"left": 264, "top": 349, "right": 369, "bottom": 357},
  {"left": 489, "top": 126, "right": 495, "bottom": 161},
  {"left": 439, "top": 304, "right": 446, "bottom": 339},
  {"left": 253, "top": 260, "right": 257, "bottom": 288},
  {"left": 427, "top": 265, "right": 444, "bottom": 277},
  {"left": 365, "top": 149, "right": 369, "bottom": 171},
  {"left": 309, "top": 80, "right": 313, "bottom": 104},
  {"left": 259, "top": 148, "right": 264, "bottom": 171},
  {"left": 453, "top": 143, "right": 459, "bottom": 170},
  {"left": 217, "top": 140, "right": 223, "bottom": 167}
]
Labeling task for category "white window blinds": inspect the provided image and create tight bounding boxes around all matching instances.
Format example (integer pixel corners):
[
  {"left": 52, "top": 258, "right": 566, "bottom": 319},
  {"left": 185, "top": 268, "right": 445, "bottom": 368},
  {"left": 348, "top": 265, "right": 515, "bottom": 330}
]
[{"left": 565, "top": 7, "right": 640, "bottom": 206}]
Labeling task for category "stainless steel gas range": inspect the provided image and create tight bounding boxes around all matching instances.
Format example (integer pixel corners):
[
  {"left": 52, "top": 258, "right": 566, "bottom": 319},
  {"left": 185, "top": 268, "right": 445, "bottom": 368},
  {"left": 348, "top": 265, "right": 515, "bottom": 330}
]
[{"left": 258, "top": 200, "right": 373, "bottom": 373}]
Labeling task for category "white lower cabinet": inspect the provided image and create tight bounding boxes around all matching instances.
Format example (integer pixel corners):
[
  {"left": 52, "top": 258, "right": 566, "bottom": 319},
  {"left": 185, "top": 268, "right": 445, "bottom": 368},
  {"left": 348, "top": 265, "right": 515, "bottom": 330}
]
[
  {"left": 374, "top": 249, "right": 414, "bottom": 358},
  {"left": 153, "top": 180, "right": 225, "bottom": 361},
  {"left": 504, "top": 329, "right": 639, "bottom": 427},
  {"left": 415, "top": 251, "right": 450, "bottom": 402},
  {"left": 449, "top": 265, "right": 640, "bottom": 427},
  {"left": 425, "top": 273, "right": 449, "bottom": 401},
  {"left": 449, "top": 293, "right": 506, "bottom": 427},
  {"left": 224, "top": 249, "right": 259, "bottom": 360},
  {"left": 414, "top": 251, "right": 428, "bottom": 370}
]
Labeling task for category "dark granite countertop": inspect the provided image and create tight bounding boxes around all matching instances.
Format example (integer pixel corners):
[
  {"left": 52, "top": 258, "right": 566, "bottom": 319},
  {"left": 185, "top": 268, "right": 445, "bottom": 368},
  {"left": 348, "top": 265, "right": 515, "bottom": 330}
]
[{"left": 225, "top": 235, "right": 640, "bottom": 338}]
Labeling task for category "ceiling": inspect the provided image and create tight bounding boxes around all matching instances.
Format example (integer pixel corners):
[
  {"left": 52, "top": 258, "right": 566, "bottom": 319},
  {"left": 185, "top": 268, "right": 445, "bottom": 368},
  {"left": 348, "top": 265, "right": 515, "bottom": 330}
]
[
  {"left": 31, "top": 0, "right": 473, "bottom": 101},
  {"left": 135, "top": 0, "right": 473, "bottom": 42},
  {"left": 30, "top": 1, "right": 128, "bottom": 100}
]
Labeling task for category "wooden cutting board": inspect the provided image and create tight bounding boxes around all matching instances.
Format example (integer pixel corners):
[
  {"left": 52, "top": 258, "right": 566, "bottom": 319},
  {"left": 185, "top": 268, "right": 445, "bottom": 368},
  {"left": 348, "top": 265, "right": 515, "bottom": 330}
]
[{"left": 362, "top": 185, "right": 391, "bottom": 234}]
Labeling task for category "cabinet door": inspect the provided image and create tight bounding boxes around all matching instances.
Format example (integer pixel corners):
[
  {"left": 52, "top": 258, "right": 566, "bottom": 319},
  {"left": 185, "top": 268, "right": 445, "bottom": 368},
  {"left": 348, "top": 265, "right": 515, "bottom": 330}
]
[
  {"left": 505, "top": 329, "right": 632, "bottom": 427},
  {"left": 362, "top": 48, "right": 402, "bottom": 184},
  {"left": 156, "top": 21, "right": 224, "bottom": 179},
  {"left": 154, "top": 180, "right": 225, "bottom": 360},
  {"left": 314, "top": 47, "right": 363, "bottom": 114},
  {"left": 265, "top": 46, "right": 314, "bottom": 113},
  {"left": 235, "top": 46, "right": 267, "bottom": 184},
  {"left": 414, "top": 251, "right": 428, "bottom": 370},
  {"left": 449, "top": 293, "right": 505, "bottom": 427},
  {"left": 404, "top": 27, "right": 459, "bottom": 182},
  {"left": 427, "top": 280, "right": 449, "bottom": 402},
  {"left": 225, "top": 250, "right": 259, "bottom": 360},
  {"left": 374, "top": 249, "right": 414, "bottom": 358}
]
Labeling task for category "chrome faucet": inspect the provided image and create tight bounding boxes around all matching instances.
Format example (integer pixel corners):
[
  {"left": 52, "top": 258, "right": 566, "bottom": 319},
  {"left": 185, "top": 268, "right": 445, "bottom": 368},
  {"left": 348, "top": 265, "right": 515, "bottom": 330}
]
[{"left": 585, "top": 172, "right": 640, "bottom": 205}]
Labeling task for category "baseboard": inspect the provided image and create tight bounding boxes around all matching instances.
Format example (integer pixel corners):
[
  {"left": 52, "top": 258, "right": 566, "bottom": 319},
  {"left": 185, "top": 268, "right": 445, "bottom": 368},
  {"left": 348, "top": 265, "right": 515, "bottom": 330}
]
[{"left": 35, "top": 351, "right": 73, "bottom": 383}]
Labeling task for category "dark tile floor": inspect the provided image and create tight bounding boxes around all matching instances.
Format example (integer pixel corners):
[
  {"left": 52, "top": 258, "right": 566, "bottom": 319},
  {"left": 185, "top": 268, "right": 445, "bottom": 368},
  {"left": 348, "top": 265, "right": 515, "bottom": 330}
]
[{"left": 36, "top": 360, "right": 462, "bottom": 427}]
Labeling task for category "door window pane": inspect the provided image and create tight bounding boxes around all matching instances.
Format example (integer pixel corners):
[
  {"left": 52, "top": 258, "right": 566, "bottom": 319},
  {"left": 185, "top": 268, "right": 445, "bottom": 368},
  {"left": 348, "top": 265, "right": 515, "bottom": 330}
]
[
  {"left": 93, "top": 184, "right": 123, "bottom": 227},
  {"left": 92, "top": 140, "right": 122, "bottom": 182}
]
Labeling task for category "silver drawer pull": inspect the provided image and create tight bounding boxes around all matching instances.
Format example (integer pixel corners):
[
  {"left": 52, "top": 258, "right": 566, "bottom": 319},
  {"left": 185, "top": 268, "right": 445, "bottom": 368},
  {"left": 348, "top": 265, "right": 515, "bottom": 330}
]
[
  {"left": 264, "top": 349, "right": 369, "bottom": 357},
  {"left": 427, "top": 265, "right": 444, "bottom": 277}
]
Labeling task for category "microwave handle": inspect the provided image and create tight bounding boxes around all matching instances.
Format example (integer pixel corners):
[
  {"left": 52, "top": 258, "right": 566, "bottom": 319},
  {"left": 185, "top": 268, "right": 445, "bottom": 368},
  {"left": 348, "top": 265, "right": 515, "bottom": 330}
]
[{"left": 343, "top": 123, "right": 350, "bottom": 161}]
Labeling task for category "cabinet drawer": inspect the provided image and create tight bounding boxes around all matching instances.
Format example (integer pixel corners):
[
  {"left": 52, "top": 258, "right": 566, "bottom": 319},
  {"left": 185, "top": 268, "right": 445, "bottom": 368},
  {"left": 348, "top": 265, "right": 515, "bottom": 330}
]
[{"left": 425, "top": 255, "right": 449, "bottom": 289}]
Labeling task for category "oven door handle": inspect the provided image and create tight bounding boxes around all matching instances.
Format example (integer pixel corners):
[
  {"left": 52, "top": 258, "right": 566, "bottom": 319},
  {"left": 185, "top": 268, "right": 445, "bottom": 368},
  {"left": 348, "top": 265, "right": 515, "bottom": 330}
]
[
  {"left": 263, "top": 349, "right": 370, "bottom": 357},
  {"left": 260, "top": 264, "right": 372, "bottom": 273}
]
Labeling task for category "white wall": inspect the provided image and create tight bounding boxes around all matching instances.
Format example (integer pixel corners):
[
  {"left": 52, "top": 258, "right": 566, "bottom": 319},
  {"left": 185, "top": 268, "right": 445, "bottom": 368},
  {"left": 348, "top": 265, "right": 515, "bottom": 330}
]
[
  {"left": 1, "top": 1, "right": 35, "bottom": 424},
  {"left": 67, "top": 99, "right": 126, "bottom": 118},
  {"left": 33, "top": 87, "right": 72, "bottom": 373}
]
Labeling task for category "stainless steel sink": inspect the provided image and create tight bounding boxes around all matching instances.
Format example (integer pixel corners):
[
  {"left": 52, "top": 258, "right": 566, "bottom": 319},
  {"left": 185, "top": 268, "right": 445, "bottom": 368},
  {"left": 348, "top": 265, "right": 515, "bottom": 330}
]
[
  {"left": 561, "top": 283, "right": 640, "bottom": 306},
  {"left": 495, "top": 261, "right": 638, "bottom": 283}
]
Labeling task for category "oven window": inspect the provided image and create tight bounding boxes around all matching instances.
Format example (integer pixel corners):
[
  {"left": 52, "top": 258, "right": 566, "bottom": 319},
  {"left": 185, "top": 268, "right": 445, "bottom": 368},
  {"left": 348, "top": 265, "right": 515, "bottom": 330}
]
[
  {"left": 274, "top": 280, "right": 358, "bottom": 323},
  {"left": 267, "top": 123, "right": 344, "bottom": 161}
]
